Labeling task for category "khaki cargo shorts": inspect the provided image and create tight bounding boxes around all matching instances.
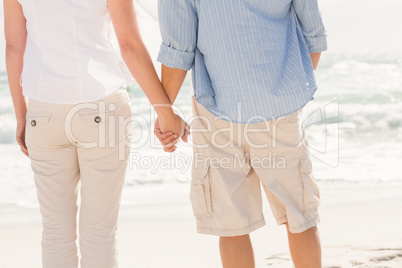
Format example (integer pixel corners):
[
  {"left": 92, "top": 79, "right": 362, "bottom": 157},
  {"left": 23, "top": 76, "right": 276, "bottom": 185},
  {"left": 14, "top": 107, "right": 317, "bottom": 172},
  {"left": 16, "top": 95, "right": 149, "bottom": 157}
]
[{"left": 189, "top": 97, "right": 320, "bottom": 236}]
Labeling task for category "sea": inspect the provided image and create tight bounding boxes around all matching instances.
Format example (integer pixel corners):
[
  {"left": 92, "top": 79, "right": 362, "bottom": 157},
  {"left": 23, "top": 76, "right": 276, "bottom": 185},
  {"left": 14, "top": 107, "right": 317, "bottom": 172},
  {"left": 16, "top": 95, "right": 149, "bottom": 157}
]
[{"left": 0, "top": 0, "right": 401, "bottom": 226}]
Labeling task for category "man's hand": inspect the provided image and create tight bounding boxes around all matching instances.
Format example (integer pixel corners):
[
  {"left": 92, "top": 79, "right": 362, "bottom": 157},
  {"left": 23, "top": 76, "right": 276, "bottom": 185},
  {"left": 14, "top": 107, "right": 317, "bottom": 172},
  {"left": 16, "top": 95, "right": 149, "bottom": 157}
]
[
  {"left": 310, "top": 52, "right": 322, "bottom": 70},
  {"left": 154, "top": 117, "right": 190, "bottom": 153},
  {"left": 16, "top": 121, "right": 28, "bottom": 157}
]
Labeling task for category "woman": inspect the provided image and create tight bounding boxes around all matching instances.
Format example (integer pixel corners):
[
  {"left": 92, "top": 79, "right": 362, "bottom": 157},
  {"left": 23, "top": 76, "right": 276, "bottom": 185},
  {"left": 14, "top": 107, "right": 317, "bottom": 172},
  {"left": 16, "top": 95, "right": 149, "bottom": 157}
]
[{"left": 4, "top": 0, "right": 188, "bottom": 266}]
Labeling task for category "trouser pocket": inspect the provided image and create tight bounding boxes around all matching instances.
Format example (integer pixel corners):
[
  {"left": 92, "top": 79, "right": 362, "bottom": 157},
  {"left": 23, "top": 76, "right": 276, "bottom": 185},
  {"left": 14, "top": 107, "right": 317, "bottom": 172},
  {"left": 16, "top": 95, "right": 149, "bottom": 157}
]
[
  {"left": 25, "top": 111, "right": 53, "bottom": 149},
  {"left": 190, "top": 162, "right": 213, "bottom": 219}
]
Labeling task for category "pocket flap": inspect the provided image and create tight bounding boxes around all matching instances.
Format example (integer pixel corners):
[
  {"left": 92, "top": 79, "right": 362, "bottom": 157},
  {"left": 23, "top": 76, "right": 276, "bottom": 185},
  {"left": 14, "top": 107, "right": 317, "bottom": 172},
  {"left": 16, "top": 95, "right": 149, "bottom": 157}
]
[
  {"left": 78, "top": 111, "right": 114, "bottom": 120},
  {"left": 299, "top": 157, "right": 313, "bottom": 174},
  {"left": 26, "top": 114, "right": 51, "bottom": 124},
  {"left": 190, "top": 184, "right": 210, "bottom": 218}
]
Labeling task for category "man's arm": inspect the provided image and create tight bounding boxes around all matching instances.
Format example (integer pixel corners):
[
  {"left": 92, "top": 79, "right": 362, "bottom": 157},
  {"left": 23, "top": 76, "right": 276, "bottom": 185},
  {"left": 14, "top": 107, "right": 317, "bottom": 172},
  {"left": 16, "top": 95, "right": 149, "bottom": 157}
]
[
  {"left": 152, "top": 65, "right": 188, "bottom": 153},
  {"left": 157, "top": 0, "right": 198, "bottom": 103},
  {"left": 161, "top": 65, "right": 187, "bottom": 104},
  {"left": 154, "top": 0, "right": 198, "bottom": 151},
  {"left": 292, "top": 0, "right": 327, "bottom": 69}
]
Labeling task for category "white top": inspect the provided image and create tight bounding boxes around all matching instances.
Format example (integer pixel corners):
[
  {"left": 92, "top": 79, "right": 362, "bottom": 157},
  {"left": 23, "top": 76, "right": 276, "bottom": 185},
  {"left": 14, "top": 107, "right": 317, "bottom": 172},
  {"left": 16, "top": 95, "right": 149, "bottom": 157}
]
[{"left": 18, "top": 0, "right": 133, "bottom": 104}]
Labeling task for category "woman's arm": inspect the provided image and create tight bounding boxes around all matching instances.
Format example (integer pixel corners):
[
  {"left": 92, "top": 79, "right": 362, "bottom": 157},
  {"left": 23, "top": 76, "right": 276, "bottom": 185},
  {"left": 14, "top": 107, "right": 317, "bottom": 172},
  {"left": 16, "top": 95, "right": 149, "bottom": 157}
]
[
  {"left": 4, "top": 0, "right": 29, "bottom": 156},
  {"left": 108, "top": 0, "right": 187, "bottom": 137}
]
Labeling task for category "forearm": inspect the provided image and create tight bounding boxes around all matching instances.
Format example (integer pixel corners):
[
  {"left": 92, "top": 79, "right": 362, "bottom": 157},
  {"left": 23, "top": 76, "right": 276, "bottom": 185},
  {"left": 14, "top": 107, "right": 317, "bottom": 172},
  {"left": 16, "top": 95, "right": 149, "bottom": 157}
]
[
  {"left": 310, "top": 52, "right": 321, "bottom": 70},
  {"left": 121, "top": 44, "right": 174, "bottom": 117},
  {"left": 6, "top": 46, "right": 27, "bottom": 123},
  {"left": 161, "top": 65, "right": 187, "bottom": 104}
]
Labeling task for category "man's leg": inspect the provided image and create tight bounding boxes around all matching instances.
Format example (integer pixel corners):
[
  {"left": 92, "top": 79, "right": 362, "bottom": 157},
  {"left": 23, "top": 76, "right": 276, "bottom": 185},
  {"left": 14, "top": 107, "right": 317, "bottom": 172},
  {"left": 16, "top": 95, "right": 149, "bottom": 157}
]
[
  {"left": 220, "top": 235, "right": 255, "bottom": 268},
  {"left": 286, "top": 224, "right": 322, "bottom": 268},
  {"left": 248, "top": 109, "right": 321, "bottom": 267},
  {"left": 190, "top": 97, "right": 265, "bottom": 268}
]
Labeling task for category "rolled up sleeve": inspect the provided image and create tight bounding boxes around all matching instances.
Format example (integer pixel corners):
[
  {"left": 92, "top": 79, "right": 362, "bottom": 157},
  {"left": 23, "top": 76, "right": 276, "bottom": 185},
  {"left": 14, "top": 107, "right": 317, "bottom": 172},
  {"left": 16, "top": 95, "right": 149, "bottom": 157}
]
[
  {"left": 157, "top": 0, "right": 198, "bottom": 70},
  {"left": 292, "top": 0, "right": 328, "bottom": 53}
]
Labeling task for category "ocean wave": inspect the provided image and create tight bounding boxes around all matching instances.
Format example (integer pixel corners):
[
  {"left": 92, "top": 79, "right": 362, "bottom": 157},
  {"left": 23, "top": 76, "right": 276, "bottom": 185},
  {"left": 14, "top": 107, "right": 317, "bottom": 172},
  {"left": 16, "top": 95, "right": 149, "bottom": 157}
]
[{"left": 0, "top": 54, "right": 401, "bottom": 144}]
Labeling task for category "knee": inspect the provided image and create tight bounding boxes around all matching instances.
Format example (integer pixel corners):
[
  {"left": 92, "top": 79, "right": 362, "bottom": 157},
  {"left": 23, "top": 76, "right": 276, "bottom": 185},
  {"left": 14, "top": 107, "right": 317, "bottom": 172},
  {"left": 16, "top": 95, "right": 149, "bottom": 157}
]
[
  {"left": 286, "top": 222, "right": 319, "bottom": 236},
  {"left": 221, "top": 234, "right": 250, "bottom": 238},
  {"left": 220, "top": 234, "right": 250, "bottom": 243},
  {"left": 42, "top": 220, "right": 77, "bottom": 239}
]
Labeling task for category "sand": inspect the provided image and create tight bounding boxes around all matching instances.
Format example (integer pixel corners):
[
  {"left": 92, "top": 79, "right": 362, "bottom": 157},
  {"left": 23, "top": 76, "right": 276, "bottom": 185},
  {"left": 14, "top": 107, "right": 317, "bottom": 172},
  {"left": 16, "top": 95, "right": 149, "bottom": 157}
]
[{"left": 0, "top": 181, "right": 401, "bottom": 268}]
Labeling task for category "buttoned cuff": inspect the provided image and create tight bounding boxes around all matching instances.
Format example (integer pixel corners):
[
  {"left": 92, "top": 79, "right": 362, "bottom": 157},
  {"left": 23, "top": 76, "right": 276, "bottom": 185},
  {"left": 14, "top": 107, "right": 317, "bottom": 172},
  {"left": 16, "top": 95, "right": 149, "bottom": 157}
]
[
  {"left": 304, "top": 35, "right": 328, "bottom": 54},
  {"left": 157, "top": 43, "right": 195, "bottom": 71}
]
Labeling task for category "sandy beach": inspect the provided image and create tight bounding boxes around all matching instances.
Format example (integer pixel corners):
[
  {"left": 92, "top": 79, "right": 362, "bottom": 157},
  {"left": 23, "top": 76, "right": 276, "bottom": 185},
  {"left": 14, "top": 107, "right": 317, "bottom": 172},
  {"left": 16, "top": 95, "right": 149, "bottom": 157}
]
[
  {"left": 1, "top": 180, "right": 401, "bottom": 268},
  {"left": 1, "top": 0, "right": 402, "bottom": 267}
]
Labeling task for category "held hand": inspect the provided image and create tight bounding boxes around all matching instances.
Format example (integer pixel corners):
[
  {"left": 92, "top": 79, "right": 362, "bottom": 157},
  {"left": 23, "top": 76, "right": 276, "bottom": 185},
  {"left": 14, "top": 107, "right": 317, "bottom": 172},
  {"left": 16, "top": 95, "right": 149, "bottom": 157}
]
[
  {"left": 157, "top": 110, "right": 190, "bottom": 139},
  {"left": 158, "top": 112, "right": 187, "bottom": 137},
  {"left": 154, "top": 117, "right": 191, "bottom": 153},
  {"left": 16, "top": 121, "right": 28, "bottom": 157}
]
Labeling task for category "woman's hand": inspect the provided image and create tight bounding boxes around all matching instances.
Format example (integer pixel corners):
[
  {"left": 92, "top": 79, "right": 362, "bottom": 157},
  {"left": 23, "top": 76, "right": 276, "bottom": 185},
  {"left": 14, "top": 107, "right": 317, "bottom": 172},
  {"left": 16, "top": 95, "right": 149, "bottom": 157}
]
[
  {"left": 158, "top": 111, "right": 187, "bottom": 137},
  {"left": 16, "top": 121, "right": 28, "bottom": 157}
]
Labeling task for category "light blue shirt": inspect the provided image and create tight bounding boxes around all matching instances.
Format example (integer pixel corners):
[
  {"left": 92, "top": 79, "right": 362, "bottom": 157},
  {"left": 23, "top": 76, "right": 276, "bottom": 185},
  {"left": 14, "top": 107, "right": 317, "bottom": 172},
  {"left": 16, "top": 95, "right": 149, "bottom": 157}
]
[{"left": 157, "top": 0, "right": 327, "bottom": 123}]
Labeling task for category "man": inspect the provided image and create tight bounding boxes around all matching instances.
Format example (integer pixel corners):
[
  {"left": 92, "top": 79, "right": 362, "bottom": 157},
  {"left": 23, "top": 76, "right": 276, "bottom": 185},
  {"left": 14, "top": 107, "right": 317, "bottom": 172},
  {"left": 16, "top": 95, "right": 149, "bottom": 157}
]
[{"left": 155, "top": 0, "right": 327, "bottom": 267}]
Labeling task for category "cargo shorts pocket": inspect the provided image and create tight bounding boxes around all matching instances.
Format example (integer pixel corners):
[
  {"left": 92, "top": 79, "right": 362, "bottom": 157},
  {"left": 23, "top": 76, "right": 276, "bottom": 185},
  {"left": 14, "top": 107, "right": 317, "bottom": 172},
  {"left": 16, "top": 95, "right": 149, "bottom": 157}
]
[
  {"left": 190, "top": 163, "right": 213, "bottom": 219},
  {"left": 299, "top": 156, "right": 320, "bottom": 208}
]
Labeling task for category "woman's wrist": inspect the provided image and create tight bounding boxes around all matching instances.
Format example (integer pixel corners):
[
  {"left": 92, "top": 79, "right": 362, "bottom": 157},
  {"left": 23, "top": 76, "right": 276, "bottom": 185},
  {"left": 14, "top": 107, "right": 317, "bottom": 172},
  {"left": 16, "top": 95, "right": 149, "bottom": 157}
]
[
  {"left": 16, "top": 111, "right": 27, "bottom": 125},
  {"left": 17, "top": 119, "right": 26, "bottom": 125},
  {"left": 154, "top": 105, "right": 175, "bottom": 119}
]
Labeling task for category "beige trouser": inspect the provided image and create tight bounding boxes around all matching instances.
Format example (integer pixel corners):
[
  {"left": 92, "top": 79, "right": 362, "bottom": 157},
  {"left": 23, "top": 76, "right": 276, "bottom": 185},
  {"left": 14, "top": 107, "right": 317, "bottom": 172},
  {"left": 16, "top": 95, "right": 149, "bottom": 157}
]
[
  {"left": 25, "top": 89, "right": 132, "bottom": 268},
  {"left": 190, "top": 97, "right": 320, "bottom": 236}
]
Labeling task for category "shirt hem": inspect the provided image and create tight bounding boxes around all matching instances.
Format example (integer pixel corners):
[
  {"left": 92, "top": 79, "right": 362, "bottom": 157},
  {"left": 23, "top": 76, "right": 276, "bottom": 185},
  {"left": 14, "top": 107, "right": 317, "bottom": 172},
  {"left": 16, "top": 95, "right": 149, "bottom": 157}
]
[
  {"left": 23, "top": 84, "right": 127, "bottom": 105},
  {"left": 202, "top": 87, "right": 318, "bottom": 124}
]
